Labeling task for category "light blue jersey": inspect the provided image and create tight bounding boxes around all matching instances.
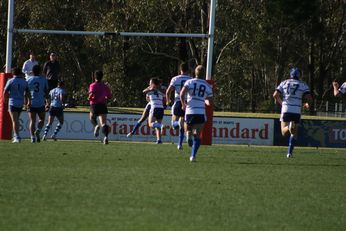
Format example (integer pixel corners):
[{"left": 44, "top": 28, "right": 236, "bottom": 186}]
[
  {"left": 4, "top": 76, "right": 29, "bottom": 108},
  {"left": 339, "top": 82, "right": 346, "bottom": 95},
  {"left": 49, "top": 87, "right": 66, "bottom": 108},
  {"left": 27, "top": 76, "right": 48, "bottom": 107}
]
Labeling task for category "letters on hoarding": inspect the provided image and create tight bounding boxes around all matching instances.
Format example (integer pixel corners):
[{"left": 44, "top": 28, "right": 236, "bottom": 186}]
[{"left": 18, "top": 112, "right": 274, "bottom": 145}]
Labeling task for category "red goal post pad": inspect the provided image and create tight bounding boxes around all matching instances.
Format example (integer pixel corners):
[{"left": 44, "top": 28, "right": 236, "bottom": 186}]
[
  {"left": 201, "top": 79, "right": 214, "bottom": 145},
  {"left": 0, "top": 73, "right": 12, "bottom": 140}
]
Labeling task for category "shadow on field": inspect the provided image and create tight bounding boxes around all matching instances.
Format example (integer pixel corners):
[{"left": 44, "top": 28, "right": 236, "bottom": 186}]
[{"left": 236, "top": 162, "right": 346, "bottom": 167}]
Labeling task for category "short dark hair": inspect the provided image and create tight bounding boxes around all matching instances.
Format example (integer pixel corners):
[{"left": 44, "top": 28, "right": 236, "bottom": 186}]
[
  {"left": 150, "top": 77, "right": 161, "bottom": 86},
  {"left": 11, "top": 67, "right": 22, "bottom": 76},
  {"left": 180, "top": 63, "right": 189, "bottom": 73},
  {"left": 32, "top": 64, "right": 40, "bottom": 76},
  {"left": 94, "top": 70, "right": 103, "bottom": 81}
]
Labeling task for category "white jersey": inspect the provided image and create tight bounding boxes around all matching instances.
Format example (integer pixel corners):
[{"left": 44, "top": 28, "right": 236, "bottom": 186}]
[
  {"left": 276, "top": 79, "right": 310, "bottom": 114},
  {"left": 146, "top": 89, "right": 164, "bottom": 109},
  {"left": 183, "top": 78, "right": 213, "bottom": 115},
  {"left": 22, "top": 59, "right": 38, "bottom": 79},
  {"left": 169, "top": 74, "right": 192, "bottom": 101},
  {"left": 338, "top": 82, "right": 346, "bottom": 95}
]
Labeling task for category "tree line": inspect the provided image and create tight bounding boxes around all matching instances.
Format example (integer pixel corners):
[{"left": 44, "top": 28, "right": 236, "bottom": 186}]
[{"left": 0, "top": 0, "right": 345, "bottom": 113}]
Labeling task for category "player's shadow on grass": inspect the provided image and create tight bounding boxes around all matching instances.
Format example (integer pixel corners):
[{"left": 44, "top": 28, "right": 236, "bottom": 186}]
[{"left": 236, "top": 162, "right": 346, "bottom": 167}]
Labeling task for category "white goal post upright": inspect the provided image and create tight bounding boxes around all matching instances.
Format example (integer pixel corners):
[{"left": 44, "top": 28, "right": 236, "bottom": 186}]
[{"left": 3, "top": 0, "right": 217, "bottom": 144}]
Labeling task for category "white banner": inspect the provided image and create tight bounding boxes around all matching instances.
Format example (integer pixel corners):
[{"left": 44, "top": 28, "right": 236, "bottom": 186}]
[{"left": 18, "top": 112, "right": 273, "bottom": 145}]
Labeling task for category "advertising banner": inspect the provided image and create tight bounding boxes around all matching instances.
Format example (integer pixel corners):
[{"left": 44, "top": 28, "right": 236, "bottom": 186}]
[
  {"left": 273, "top": 119, "right": 346, "bottom": 148},
  {"left": 18, "top": 112, "right": 274, "bottom": 145}
]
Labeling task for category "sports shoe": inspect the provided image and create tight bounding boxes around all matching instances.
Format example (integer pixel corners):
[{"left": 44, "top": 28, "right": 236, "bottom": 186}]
[
  {"left": 103, "top": 137, "right": 109, "bottom": 145},
  {"left": 12, "top": 137, "right": 21, "bottom": 143},
  {"left": 156, "top": 140, "right": 163, "bottom": 144},
  {"left": 31, "top": 137, "right": 36, "bottom": 143},
  {"left": 287, "top": 153, "right": 293, "bottom": 158},
  {"left": 35, "top": 130, "right": 41, "bottom": 143},
  {"left": 42, "top": 135, "right": 47, "bottom": 141},
  {"left": 177, "top": 145, "right": 183, "bottom": 150},
  {"left": 288, "top": 121, "right": 296, "bottom": 134},
  {"left": 94, "top": 125, "right": 100, "bottom": 137},
  {"left": 190, "top": 156, "right": 196, "bottom": 162},
  {"left": 127, "top": 132, "right": 133, "bottom": 138},
  {"left": 51, "top": 134, "right": 57, "bottom": 141}
]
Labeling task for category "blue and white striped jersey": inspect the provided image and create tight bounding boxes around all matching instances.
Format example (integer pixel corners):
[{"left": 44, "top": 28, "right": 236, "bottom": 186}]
[
  {"left": 27, "top": 76, "right": 48, "bottom": 107},
  {"left": 338, "top": 82, "right": 346, "bottom": 95},
  {"left": 146, "top": 89, "right": 165, "bottom": 109},
  {"left": 276, "top": 79, "right": 310, "bottom": 114},
  {"left": 169, "top": 74, "right": 192, "bottom": 102},
  {"left": 183, "top": 79, "right": 213, "bottom": 115},
  {"left": 49, "top": 87, "right": 66, "bottom": 108},
  {"left": 4, "top": 76, "right": 29, "bottom": 108}
]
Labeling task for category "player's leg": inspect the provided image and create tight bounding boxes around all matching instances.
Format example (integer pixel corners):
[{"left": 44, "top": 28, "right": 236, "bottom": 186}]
[
  {"left": 177, "top": 116, "right": 185, "bottom": 150},
  {"left": 190, "top": 122, "right": 204, "bottom": 162},
  {"left": 287, "top": 115, "right": 300, "bottom": 158},
  {"left": 128, "top": 104, "right": 150, "bottom": 137},
  {"left": 43, "top": 115, "right": 54, "bottom": 141},
  {"left": 28, "top": 111, "right": 37, "bottom": 143},
  {"left": 171, "top": 101, "right": 180, "bottom": 129},
  {"left": 8, "top": 109, "right": 21, "bottom": 142},
  {"left": 280, "top": 121, "right": 290, "bottom": 136},
  {"left": 184, "top": 114, "right": 194, "bottom": 147},
  {"left": 155, "top": 118, "right": 163, "bottom": 144},
  {"left": 35, "top": 110, "right": 46, "bottom": 142},
  {"left": 51, "top": 110, "right": 64, "bottom": 141},
  {"left": 90, "top": 111, "right": 100, "bottom": 137},
  {"left": 99, "top": 113, "right": 110, "bottom": 144}
]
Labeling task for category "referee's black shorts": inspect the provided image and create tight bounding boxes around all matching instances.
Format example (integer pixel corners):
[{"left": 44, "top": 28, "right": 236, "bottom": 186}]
[{"left": 90, "top": 104, "right": 108, "bottom": 116}]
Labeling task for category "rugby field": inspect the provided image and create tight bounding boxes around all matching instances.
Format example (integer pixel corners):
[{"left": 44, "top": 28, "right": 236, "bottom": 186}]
[{"left": 0, "top": 140, "right": 345, "bottom": 230}]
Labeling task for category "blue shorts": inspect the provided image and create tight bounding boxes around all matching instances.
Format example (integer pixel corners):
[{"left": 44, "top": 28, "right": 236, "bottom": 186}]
[
  {"left": 185, "top": 114, "right": 205, "bottom": 125},
  {"left": 172, "top": 101, "right": 185, "bottom": 117},
  {"left": 151, "top": 108, "right": 164, "bottom": 120},
  {"left": 281, "top": 112, "right": 301, "bottom": 123},
  {"left": 49, "top": 107, "right": 64, "bottom": 117},
  {"left": 9, "top": 105, "right": 22, "bottom": 113},
  {"left": 28, "top": 106, "right": 45, "bottom": 113}
]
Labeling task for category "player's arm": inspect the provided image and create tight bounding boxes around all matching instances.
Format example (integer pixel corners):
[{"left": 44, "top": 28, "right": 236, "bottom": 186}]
[
  {"left": 88, "top": 92, "right": 94, "bottom": 101},
  {"left": 303, "top": 93, "right": 313, "bottom": 109},
  {"left": 332, "top": 81, "right": 341, "bottom": 97},
  {"left": 273, "top": 90, "right": 282, "bottom": 106},
  {"left": 143, "top": 86, "right": 153, "bottom": 94},
  {"left": 165, "top": 85, "right": 175, "bottom": 105},
  {"left": 180, "top": 86, "right": 188, "bottom": 109},
  {"left": 205, "top": 96, "right": 213, "bottom": 107}
]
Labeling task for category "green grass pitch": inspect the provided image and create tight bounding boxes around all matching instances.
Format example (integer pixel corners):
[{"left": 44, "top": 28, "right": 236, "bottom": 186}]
[{"left": 1, "top": 140, "right": 346, "bottom": 231}]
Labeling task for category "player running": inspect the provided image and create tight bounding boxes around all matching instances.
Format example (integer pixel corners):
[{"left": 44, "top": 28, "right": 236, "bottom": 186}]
[
  {"left": 127, "top": 81, "right": 166, "bottom": 138},
  {"left": 26, "top": 65, "right": 49, "bottom": 143},
  {"left": 166, "top": 63, "right": 192, "bottom": 150},
  {"left": 146, "top": 78, "right": 165, "bottom": 144},
  {"left": 273, "top": 67, "right": 312, "bottom": 158},
  {"left": 3, "top": 67, "right": 30, "bottom": 143},
  {"left": 180, "top": 65, "right": 213, "bottom": 162},
  {"left": 88, "top": 70, "right": 112, "bottom": 144},
  {"left": 42, "top": 80, "right": 66, "bottom": 141}
]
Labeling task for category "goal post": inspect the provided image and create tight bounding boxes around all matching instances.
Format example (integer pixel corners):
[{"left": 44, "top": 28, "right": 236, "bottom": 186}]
[{"left": 1, "top": 0, "right": 217, "bottom": 143}]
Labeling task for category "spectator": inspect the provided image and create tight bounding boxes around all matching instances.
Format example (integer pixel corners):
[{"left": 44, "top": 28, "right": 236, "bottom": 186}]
[
  {"left": 22, "top": 51, "right": 38, "bottom": 79},
  {"left": 43, "top": 52, "right": 60, "bottom": 91}
]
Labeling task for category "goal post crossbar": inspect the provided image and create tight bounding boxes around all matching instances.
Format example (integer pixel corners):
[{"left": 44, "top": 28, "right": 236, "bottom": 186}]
[{"left": 15, "top": 29, "right": 210, "bottom": 38}]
